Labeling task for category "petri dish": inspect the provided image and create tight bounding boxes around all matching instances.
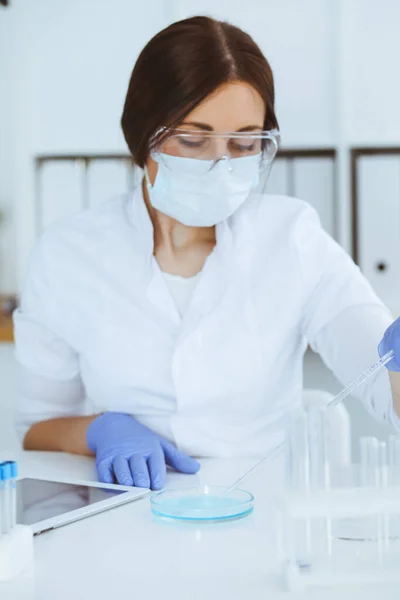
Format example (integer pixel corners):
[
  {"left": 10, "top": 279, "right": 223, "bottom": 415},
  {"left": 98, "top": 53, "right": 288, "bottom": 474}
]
[{"left": 150, "top": 486, "right": 254, "bottom": 522}]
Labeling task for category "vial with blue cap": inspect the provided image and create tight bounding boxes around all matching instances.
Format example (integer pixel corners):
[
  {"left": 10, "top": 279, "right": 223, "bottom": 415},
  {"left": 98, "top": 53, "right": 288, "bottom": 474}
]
[
  {"left": 10, "top": 461, "right": 18, "bottom": 530},
  {"left": 4, "top": 462, "right": 18, "bottom": 531},
  {"left": 0, "top": 464, "right": 3, "bottom": 540},
  {"left": 0, "top": 462, "right": 12, "bottom": 535},
  {"left": 0, "top": 461, "right": 18, "bottom": 535}
]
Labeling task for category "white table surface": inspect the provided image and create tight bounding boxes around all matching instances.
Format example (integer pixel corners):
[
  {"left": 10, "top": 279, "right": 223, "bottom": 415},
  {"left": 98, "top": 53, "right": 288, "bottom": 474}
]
[{"left": 1, "top": 451, "right": 400, "bottom": 600}]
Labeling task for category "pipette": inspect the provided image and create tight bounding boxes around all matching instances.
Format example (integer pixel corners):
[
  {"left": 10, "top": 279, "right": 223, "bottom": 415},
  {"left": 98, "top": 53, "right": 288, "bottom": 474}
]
[{"left": 223, "top": 350, "right": 395, "bottom": 496}]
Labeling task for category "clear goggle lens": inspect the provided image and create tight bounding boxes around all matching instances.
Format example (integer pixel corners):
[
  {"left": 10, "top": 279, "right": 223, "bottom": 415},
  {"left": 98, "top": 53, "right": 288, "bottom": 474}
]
[{"left": 149, "top": 127, "right": 280, "bottom": 174}]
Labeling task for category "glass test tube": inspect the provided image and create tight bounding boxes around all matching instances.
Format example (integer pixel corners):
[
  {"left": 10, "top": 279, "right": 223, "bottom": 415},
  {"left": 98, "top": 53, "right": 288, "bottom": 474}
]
[
  {"left": 360, "top": 436, "right": 379, "bottom": 486},
  {"left": 388, "top": 436, "right": 400, "bottom": 540},
  {"left": 378, "top": 442, "right": 388, "bottom": 487},
  {"left": 359, "top": 437, "right": 378, "bottom": 544},
  {"left": 388, "top": 436, "right": 400, "bottom": 482},
  {"left": 306, "top": 405, "right": 332, "bottom": 558},
  {"left": 285, "top": 407, "right": 310, "bottom": 493},
  {"left": 285, "top": 407, "right": 312, "bottom": 567},
  {"left": 307, "top": 405, "right": 330, "bottom": 491},
  {"left": 7, "top": 462, "right": 18, "bottom": 530},
  {"left": 0, "top": 462, "right": 11, "bottom": 535},
  {"left": 377, "top": 441, "right": 389, "bottom": 557},
  {"left": 359, "top": 437, "right": 386, "bottom": 558},
  {"left": 0, "top": 466, "right": 3, "bottom": 541}
]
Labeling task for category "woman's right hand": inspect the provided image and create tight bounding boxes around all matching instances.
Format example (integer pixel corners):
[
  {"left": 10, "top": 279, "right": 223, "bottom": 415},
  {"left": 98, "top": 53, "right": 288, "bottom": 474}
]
[
  {"left": 86, "top": 412, "right": 200, "bottom": 490},
  {"left": 379, "top": 317, "right": 400, "bottom": 371}
]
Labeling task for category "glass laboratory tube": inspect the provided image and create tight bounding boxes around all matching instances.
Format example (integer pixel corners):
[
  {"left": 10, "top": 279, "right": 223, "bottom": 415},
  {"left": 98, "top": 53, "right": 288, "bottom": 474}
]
[
  {"left": 306, "top": 405, "right": 330, "bottom": 491},
  {"left": 388, "top": 436, "right": 400, "bottom": 484},
  {"left": 377, "top": 441, "right": 389, "bottom": 556},
  {"left": 285, "top": 407, "right": 310, "bottom": 493},
  {"left": 359, "top": 436, "right": 379, "bottom": 487},
  {"left": 284, "top": 409, "right": 297, "bottom": 492},
  {"left": 8, "top": 462, "right": 18, "bottom": 530},
  {"left": 0, "top": 465, "right": 3, "bottom": 540},
  {"left": 359, "top": 437, "right": 380, "bottom": 544},
  {"left": 0, "top": 462, "right": 11, "bottom": 535},
  {"left": 378, "top": 441, "right": 388, "bottom": 488},
  {"left": 367, "top": 439, "right": 382, "bottom": 555},
  {"left": 284, "top": 406, "right": 312, "bottom": 567},
  {"left": 306, "top": 405, "right": 332, "bottom": 559},
  {"left": 360, "top": 437, "right": 389, "bottom": 557},
  {"left": 388, "top": 436, "right": 400, "bottom": 464},
  {"left": 388, "top": 436, "right": 400, "bottom": 539}
]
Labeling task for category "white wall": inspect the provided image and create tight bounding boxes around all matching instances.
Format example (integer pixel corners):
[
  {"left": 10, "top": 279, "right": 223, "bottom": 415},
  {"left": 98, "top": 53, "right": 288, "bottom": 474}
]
[
  {"left": 6, "top": 0, "right": 176, "bottom": 290},
  {"left": 341, "top": 1, "right": 400, "bottom": 145},
  {"left": 0, "top": 10, "right": 16, "bottom": 293}
]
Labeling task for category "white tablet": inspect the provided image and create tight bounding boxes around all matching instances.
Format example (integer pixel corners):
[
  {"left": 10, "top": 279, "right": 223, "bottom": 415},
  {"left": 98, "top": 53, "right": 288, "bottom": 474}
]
[{"left": 17, "top": 475, "right": 149, "bottom": 535}]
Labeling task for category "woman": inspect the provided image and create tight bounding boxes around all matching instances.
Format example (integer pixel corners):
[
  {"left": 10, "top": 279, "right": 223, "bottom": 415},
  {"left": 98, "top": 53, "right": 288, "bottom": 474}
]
[{"left": 14, "top": 16, "right": 400, "bottom": 490}]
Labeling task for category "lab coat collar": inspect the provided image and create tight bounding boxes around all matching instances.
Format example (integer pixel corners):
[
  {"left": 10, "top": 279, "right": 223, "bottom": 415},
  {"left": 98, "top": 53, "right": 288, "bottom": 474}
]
[
  {"left": 128, "top": 181, "right": 155, "bottom": 258},
  {"left": 128, "top": 180, "right": 234, "bottom": 259},
  {"left": 128, "top": 180, "right": 235, "bottom": 328}
]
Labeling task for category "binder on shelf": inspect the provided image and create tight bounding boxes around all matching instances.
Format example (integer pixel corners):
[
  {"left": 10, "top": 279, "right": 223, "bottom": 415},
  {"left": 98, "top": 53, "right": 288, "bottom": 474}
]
[{"left": 356, "top": 154, "right": 400, "bottom": 316}]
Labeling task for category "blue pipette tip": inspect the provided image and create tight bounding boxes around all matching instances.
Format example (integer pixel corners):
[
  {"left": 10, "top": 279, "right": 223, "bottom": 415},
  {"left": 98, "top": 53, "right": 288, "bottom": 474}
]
[
  {"left": 0, "top": 461, "right": 18, "bottom": 478},
  {"left": 9, "top": 462, "right": 18, "bottom": 479},
  {"left": 0, "top": 462, "right": 11, "bottom": 481}
]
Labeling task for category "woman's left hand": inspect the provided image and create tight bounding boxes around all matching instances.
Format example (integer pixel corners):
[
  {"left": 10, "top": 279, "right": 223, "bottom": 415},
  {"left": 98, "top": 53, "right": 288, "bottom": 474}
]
[{"left": 379, "top": 317, "right": 400, "bottom": 371}]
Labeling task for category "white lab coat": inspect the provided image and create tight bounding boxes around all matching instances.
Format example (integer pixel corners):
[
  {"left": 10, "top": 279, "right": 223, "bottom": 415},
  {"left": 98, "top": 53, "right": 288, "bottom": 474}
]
[{"left": 13, "top": 186, "right": 399, "bottom": 456}]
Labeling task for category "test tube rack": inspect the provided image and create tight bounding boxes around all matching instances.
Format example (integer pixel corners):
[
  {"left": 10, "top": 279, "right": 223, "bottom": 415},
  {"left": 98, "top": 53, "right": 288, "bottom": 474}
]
[{"left": 277, "top": 405, "right": 400, "bottom": 591}]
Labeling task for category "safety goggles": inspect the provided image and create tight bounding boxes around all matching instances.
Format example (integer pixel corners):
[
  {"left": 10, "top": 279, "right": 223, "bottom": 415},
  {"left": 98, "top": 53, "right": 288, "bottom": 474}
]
[{"left": 149, "top": 127, "right": 280, "bottom": 176}]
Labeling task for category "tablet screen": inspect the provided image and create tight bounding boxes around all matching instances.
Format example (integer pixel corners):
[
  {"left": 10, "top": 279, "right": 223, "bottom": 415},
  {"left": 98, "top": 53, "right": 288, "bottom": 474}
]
[{"left": 17, "top": 478, "right": 127, "bottom": 526}]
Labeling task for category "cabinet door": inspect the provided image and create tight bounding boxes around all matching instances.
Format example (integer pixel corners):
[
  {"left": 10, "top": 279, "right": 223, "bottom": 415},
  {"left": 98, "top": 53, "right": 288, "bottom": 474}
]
[
  {"left": 87, "top": 159, "right": 132, "bottom": 208},
  {"left": 293, "top": 158, "right": 336, "bottom": 238},
  {"left": 267, "top": 156, "right": 336, "bottom": 239},
  {"left": 38, "top": 161, "right": 84, "bottom": 231},
  {"left": 357, "top": 155, "right": 400, "bottom": 315},
  {"left": 267, "top": 158, "right": 290, "bottom": 196},
  {"left": 38, "top": 158, "right": 140, "bottom": 231}
]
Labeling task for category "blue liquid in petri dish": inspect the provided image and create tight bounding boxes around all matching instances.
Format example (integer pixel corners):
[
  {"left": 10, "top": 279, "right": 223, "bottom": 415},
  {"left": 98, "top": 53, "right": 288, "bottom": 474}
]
[{"left": 150, "top": 486, "right": 254, "bottom": 522}]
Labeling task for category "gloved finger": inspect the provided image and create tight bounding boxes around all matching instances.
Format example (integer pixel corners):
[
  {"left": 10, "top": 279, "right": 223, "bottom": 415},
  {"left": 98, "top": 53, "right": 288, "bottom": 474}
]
[
  {"left": 161, "top": 440, "right": 201, "bottom": 474},
  {"left": 147, "top": 444, "right": 166, "bottom": 490},
  {"left": 379, "top": 337, "right": 400, "bottom": 372},
  {"left": 96, "top": 459, "right": 114, "bottom": 484},
  {"left": 129, "top": 454, "right": 150, "bottom": 488},
  {"left": 112, "top": 455, "right": 134, "bottom": 486}
]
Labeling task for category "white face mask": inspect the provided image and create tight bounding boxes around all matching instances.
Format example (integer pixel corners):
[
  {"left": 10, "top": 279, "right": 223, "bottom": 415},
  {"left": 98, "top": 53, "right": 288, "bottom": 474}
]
[{"left": 144, "top": 153, "right": 260, "bottom": 227}]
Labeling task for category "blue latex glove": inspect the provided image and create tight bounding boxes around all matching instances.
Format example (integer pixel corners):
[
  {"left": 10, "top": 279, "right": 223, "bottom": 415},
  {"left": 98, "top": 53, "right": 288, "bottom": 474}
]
[
  {"left": 378, "top": 317, "right": 400, "bottom": 371},
  {"left": 87, "top": 412, "right": 200, "bottom": 490}
]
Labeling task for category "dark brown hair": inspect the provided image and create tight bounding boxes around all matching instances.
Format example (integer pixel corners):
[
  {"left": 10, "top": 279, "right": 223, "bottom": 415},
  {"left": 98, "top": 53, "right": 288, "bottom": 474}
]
[{"left": 121, "top": 16, "right": 279, "bottom": 168}]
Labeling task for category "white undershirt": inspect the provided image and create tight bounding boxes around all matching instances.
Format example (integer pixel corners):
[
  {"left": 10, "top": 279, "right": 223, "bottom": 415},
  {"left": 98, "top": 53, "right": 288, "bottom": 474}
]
[{"left": 162, "top": 271, "right": 201, "bottom": 316}]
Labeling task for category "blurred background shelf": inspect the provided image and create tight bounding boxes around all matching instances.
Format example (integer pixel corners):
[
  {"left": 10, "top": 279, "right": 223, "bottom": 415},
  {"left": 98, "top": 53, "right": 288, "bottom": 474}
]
[
  {"left": 0, "top": 295, "right": 16, "bottom": 342},
  {"left": 0, "top": 320, "right": 13, "bottom": 342}
]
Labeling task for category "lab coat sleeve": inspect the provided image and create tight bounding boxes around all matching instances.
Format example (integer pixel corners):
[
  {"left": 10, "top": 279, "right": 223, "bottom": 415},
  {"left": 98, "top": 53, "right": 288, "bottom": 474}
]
[
  {"left": 13, "top": 236, "right": 86, "bottom": 442},
  {"left": 295, "top": 204, "right": 399, "bottom": 430}
]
